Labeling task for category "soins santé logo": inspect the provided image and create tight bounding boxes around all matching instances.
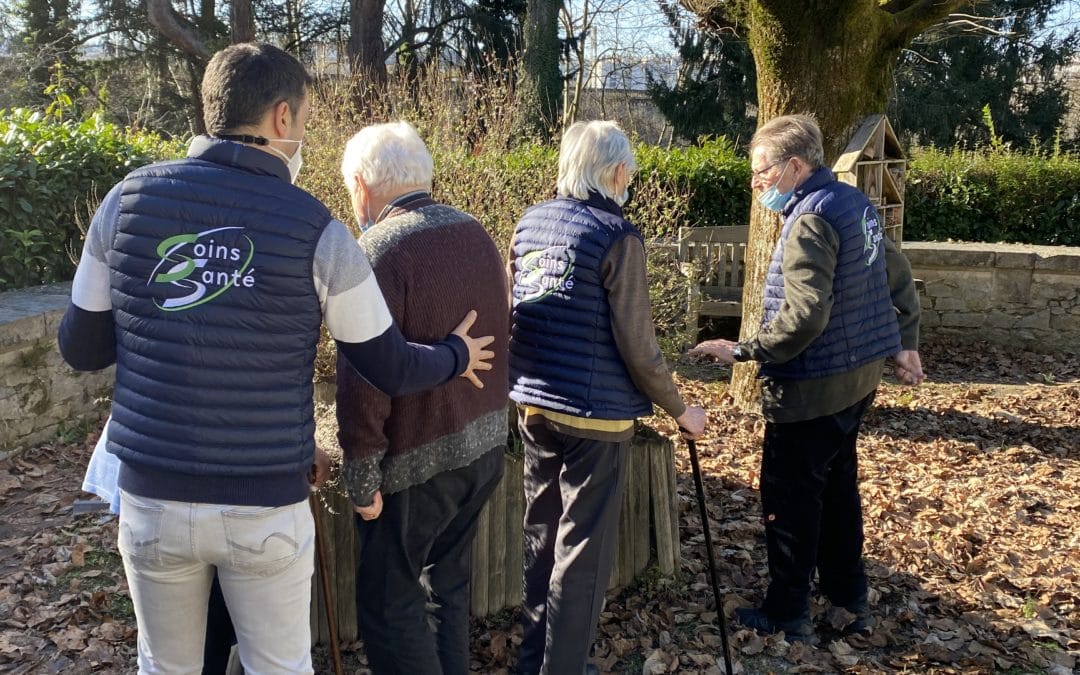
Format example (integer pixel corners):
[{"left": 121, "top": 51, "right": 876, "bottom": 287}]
[
  {"left": 517, "top": 246, "right": 575, "bottom": 303},
  {"left": 861, "top": 206, "right": 883, "bottom": 266},
  {"left": 149, "top": 226, "right": 256, "bottom": 311}
]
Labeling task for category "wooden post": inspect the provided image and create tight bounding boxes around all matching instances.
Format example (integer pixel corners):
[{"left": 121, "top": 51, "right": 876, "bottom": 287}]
[{"left": 307, "top": 430, "right": 680, "bottom": 639}]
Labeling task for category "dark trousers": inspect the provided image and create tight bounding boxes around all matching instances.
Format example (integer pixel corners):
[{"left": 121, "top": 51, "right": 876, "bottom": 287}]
[
  {"left": 354, "top": 447, "right": 504, "bottom": 675},
  {"left": 203, "top": 571, "right": 237, "bottom": 674},
  {"left": 517, "top": 422, "right": 629, "bottom": 675},
  {"left": 760, "top": 391, "right": 875, "bottom": 620}
]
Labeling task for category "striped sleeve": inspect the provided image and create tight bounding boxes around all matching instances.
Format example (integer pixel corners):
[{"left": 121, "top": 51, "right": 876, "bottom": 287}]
[
  {"left": 58, "top": 184, "right": 121, "bottom": 371},
  {"left": 314, "top": 220, "right": 467, "bottom": 396},
  {"left": 314, "top": 220, "right": 394, "bottom": 342},
  {"left": 71, "top": 183, "right": 123, "bottom": 312}
]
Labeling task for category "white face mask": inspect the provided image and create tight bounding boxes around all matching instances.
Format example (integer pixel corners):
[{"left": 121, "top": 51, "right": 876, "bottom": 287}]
[{"left": 267, "top": 139, "right": 303, "bottom": 183}]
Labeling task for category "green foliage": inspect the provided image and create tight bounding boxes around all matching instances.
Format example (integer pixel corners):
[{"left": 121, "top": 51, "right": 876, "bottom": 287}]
[
  {"left": 904, "top": 146, "right": 1080, "bottom": 246},
  {"left": 891, "top": 0, "right": 1078, "bottom": 150},
  {"left": 0, "top": 108, "right": 185, "bottom": 291},
  {"left": 648, "top": 2, "right": 757, "bottom": 144},
  {"left": 436, "top": 145, "right": 558, "bottom": 251},
  {"left": 632, "top": 138, "right": 751, "bottom": 236}
]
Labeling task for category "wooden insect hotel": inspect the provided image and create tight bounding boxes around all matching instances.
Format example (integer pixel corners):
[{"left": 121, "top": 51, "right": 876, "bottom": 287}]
[{"left": 832, "top": 114, "right": 907, "bottom": 246}]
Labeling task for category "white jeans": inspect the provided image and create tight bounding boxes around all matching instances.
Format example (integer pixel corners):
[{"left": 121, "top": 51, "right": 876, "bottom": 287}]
[{"left": 118, "top": 490, "right": 315, "bottom": 674}]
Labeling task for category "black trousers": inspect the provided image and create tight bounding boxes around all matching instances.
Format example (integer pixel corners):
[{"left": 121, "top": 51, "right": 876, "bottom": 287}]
[
  {"left": 517, "top": 422, "right": 629, "bottom": 675},
  {"left": 354, "top": 447, "right": 504, "bottom": 675},
  {"left": 760, "top": 391, "right": 876, "bottom": 620}
]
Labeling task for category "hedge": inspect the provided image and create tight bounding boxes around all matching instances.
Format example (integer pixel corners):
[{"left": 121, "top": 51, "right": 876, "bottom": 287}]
[
  {"left": 904, "top": 147, "right": 1080, "bottom": 246},
  {"left": 0, "top": 109, "right": 183, "bottom": 291},
  {"left": 5, "top": 112, "right": 1080, "bottom": 293}
]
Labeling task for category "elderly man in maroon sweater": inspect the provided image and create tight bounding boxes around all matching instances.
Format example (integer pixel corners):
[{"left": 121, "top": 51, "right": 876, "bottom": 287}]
[{"left": 335, "top": 121, "right": 509, "bottom": 675}]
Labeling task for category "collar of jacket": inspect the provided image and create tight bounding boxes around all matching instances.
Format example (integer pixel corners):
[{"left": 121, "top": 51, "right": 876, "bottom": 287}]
[
  {"left": 781, "top": 165, "right": 836, "bottom": 218},
  {"left": 378, "top": 190, "right": 434, "bottom": 222},
  {"left": 187, "top": 135, "right": 291, "bottom": 183},
  {"left": 557, "top": 191, "right": 624, "bottom": 218}
]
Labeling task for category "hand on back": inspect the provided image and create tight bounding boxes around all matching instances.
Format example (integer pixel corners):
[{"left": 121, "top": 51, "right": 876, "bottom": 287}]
[{"left": 452, "top": 310, "right": 495, "bottom": 388}]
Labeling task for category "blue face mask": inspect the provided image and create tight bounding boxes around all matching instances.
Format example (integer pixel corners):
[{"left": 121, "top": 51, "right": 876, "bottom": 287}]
[{"left": 757, "top": 160, "right": 793, "bottom": 212}]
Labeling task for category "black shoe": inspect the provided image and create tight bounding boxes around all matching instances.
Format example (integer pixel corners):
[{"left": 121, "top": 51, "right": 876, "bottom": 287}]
[
  {"left": 734, "top": 606, "right": 814, "bottom": 643},
  {"left": 841, "top": 598, "right": 873, "bottom": 634}
]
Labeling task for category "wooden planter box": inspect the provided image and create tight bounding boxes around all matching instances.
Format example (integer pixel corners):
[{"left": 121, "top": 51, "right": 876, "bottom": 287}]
[{"left": 308, "top": 430, "right": 679, "bottom": 644}]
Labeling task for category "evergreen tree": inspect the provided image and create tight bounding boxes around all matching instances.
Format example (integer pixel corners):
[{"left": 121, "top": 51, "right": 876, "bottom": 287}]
[
  {"left": 648, "top": 1, "right": 756, "bottom": 144},
  {"left": 891, "top": 0, "right": 1078, "bottom": 148},
  {"left": 9, "top": 0, "right": 81, "bottom": 107}
]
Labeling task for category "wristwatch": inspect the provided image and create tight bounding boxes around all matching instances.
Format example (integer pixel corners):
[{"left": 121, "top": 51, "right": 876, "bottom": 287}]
[{"left": 731, "top": 343, "right": 753, "bottom": 362}]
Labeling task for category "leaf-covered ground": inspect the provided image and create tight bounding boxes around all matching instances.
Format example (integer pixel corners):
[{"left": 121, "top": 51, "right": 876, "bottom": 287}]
[{"left": 1, "top": 337, "right": 1077, "bottom": 674}]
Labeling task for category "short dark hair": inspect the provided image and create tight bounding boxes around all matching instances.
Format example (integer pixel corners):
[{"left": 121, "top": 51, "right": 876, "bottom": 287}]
[{"left": 201, "top": 43, "right": 313, "bottom": 135}]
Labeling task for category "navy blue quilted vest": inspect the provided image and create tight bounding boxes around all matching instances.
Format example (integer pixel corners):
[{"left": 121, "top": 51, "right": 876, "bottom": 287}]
[
  {"left": 108, "top": 136, "right": 330, "bottom": 506},
  {"left": 760, "top": 167, "right": 901, "bottom": 380},
  {"left": 509, "top": 194, "right": 653, "bottom": 420}
]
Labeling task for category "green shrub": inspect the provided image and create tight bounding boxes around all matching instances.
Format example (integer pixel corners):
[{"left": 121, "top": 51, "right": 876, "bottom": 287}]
[
  {"left": 0, "top": 108, "right": 184, "bottom": 291},
  {"left": 632, "top": 137, "right": 751, "bottom": 236},
  {"left": 905, "top": 147, "right": 1080, "bottom": 246}
]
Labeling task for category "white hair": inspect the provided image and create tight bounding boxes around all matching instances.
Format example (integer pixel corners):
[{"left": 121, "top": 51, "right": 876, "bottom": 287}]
[
  {"left": 556, "top": 120, "right": 636, "bottom": 201},
  {"left": 750, "top": 114, "right": 825, "bottom": 169},
  {"left": 340, "top": 121, "right": 434, "bottom": 196}
]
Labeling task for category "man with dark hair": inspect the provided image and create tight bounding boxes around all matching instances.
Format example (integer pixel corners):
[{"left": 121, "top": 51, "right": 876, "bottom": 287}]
[
  {"left": 58, "top": 43, "right": 494, "bottom": 673},
  {"left": 692, "top": 114, "right": 923, "bottom": 643}
]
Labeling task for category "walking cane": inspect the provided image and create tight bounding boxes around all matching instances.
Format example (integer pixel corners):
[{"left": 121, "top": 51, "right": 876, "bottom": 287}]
[
  {"left": 310, "top": 494, "right": 345, "bottom": 675},
  {"left": 684, "top": 435, "right": 735, "bottom": 675}
]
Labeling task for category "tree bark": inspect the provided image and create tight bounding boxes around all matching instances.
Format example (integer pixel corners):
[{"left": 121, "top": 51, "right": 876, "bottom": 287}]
[
  {"left": 230, "top": 0, "right": 255, "bottom": 43},
  {"left": 717, "top": 0, "right": 971, "bottom": 409},
  {"left": 348, "top": 0, "right": 388, "bottom": 87},
  {"left": 517, "top": 0, "right": 562, "bottom": 137}
]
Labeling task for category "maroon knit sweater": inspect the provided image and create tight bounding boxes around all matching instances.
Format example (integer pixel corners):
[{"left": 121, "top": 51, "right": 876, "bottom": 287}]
[{"left": 336, "top": 195, "right": 509, "bottom": 505}]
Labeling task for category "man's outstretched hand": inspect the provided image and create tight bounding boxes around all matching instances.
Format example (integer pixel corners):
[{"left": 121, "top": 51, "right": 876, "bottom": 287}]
[
  {"left": 452, "top": 310, "right": 495, "bottom": 389},
  {"left": 688, "top": 339, "right": 738, "bottom": 365}
]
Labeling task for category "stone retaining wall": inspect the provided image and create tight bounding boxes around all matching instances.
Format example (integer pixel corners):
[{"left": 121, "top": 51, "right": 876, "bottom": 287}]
[
  {"left": 0, "top": 283, "right": 112, "bottom": 454},
  {"left": 3, "top": 241, "right": 1079, "bottom": 452},
  {"left": 904, "top": 242, "right": 1080, "bottom": 352}
]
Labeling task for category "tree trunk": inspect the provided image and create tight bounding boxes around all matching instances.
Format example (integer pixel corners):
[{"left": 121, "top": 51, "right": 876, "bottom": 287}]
[
  {"left": 517, "top": 0, "right": 562, "bottom": 138},
  {"left": 348, "top": 0, "right": 388, "bottom": 98},
  {"left": 729, "top": 1, "right": 902, "bottom": 409},
  {"left": 230, "top": 0, "right": 255, "bottom": 43},
  {"left": 675, "top": 0, "right": 971, "bottom": 408}
]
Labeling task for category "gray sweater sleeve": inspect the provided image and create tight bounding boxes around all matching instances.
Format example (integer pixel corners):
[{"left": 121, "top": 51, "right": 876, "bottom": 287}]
[
  {"left": 602, "top": 236, "right": 686, "bottom": 419},
  {"left": 750, "top": 214, "right": 838, "bottom": 364}
]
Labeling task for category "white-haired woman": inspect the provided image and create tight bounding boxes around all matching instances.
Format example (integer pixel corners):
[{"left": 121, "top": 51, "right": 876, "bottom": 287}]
[{"left": 507, "top": 121, "right": 707, "bottom": 675}]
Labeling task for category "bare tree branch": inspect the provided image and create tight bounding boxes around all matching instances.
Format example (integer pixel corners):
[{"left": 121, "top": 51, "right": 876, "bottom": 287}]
[
  {"left": 148, "top": 0, "right": 211, "bottom": 61},
  {"left": 887, "top": 0, "right": 977, "bottom": 45}
]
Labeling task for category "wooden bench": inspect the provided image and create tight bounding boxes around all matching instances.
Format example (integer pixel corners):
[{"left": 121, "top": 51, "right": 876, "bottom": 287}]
[{"left": 677, "top": 225, "right": 749, "bottom": 334}]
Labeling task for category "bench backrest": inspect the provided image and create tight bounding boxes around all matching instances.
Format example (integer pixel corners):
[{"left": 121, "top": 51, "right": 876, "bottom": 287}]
[{"left": 677, "top": 225, "right": 749, "bottom": 291}]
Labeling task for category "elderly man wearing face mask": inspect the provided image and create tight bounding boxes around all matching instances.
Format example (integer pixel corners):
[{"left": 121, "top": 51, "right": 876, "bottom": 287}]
[
  {"left": 692, "top": 114, "right": 924, "bottom": 643},
  {"left": 509, "top": 120, "right": 707, "bottom": 675},
  {"left": 336, "top": 121, "right": 510, "bottom": 675}
]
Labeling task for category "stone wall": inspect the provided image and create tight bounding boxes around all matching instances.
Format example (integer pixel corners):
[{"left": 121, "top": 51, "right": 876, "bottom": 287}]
[
  {"left": 904, "top": 242, "right": 1080, "bottom": 352},
  {"left": 0, "top": 283, "right": 112, "bottom": 455}
]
